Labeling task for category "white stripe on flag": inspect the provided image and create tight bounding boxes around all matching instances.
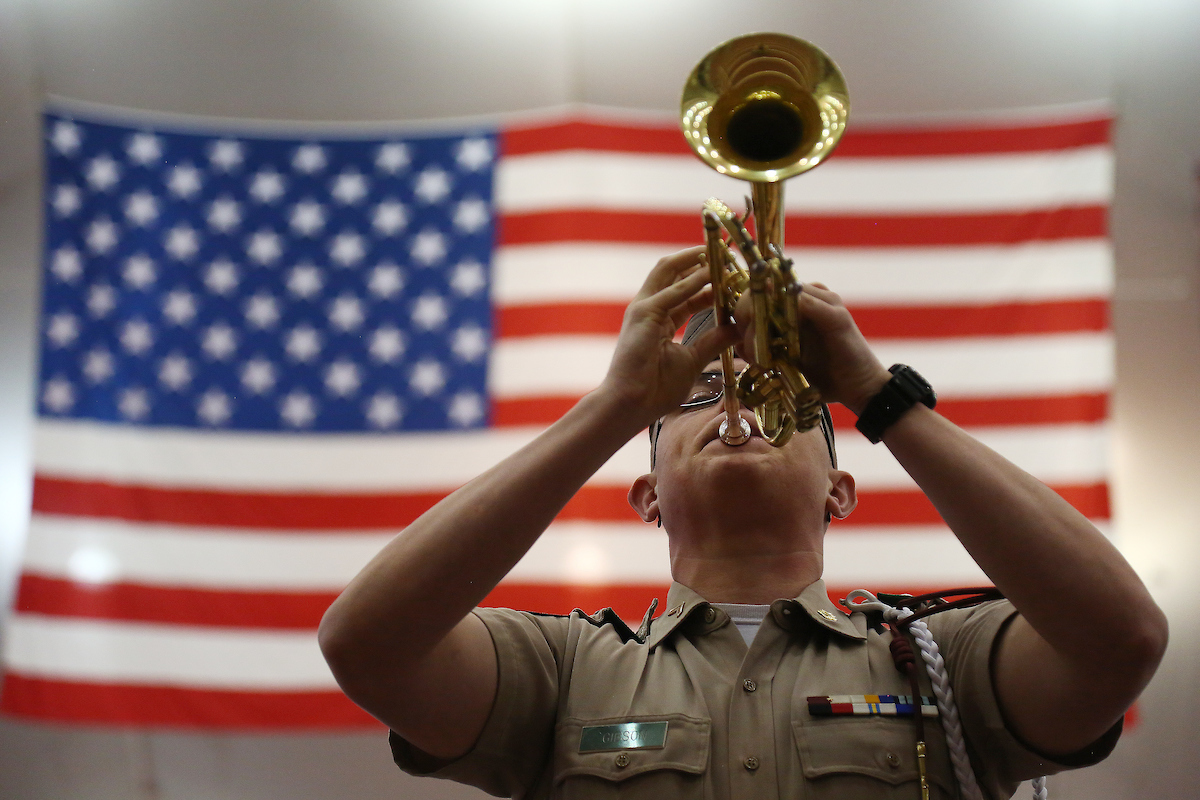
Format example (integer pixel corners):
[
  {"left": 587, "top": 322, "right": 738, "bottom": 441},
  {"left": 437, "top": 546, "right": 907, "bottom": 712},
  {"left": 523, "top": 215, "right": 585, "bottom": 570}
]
[
  {"left": 4, "top": 614, "right": 335, "bottom": 689},
  {"left": 493, "top": 241, "right": 1112, "bottom": 306},
  {"left": 32, "top": 418, "right": 1108, "bottom": 490},
  {"left": 490, "top": 333, "right": 1114, "bottom": 399},
  {"left": 495, "top": 148, "right": 1113, "bottom": 213}
]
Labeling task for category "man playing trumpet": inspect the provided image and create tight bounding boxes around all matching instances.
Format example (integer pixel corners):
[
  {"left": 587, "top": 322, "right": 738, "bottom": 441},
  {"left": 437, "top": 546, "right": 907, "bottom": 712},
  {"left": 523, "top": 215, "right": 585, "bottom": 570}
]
[{"left": 319, "top": 246, "right": 1166, "bottom": 799}]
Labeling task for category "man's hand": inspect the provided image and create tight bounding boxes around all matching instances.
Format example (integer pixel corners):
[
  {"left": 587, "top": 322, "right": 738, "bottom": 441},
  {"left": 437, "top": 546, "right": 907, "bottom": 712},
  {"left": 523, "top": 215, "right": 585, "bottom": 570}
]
[
  {"left": 600, "top": 246, "right": 740, "bottom": 425},
  {"left": 733, "top": 280, "right": 891, "bottom": 414}
]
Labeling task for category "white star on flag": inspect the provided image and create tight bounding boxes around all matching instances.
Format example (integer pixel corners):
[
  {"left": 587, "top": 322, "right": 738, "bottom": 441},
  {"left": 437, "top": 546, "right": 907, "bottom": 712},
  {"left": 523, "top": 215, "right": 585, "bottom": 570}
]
[
  {"left": 409, "top": 359, "right": 446, "bottom": 396},
  {"left": 368, "top": 263, "right": 405, "bottom": 298},
  {"left": 447, "top": 391, "right": 485, "bottom": 426},
  {"left": 410, "top": 229, "right": 448, "bottom": 266},
  {"left": 201, "top": 323, "right": 239, "bottom": 360},
  {"left": 82, "top": 348, "right": 115, "bottom": 383},
  {"left": 453, "top": 197, "right": 490, "bottom": 233},
  {"left": 158, "top": 354, "right": 194, "bottom": 391},
  {"left": 51, "top": 185, "right": 83, "bottom": 217},
  {"left": 50, "top": 120, "right": 82, "bottom": 155},
  {"left": 329, "top": 232, "right": 366, "bottom": 267},
  {"left": 164, "top": 225, "right": 201, "bottom": 260},
  {"left": 375, "top": 142, "right": 411, "bottom": 173},
  {"left": 127, "top": 133, "right": 163, "bottom": 165},
  {"left": 50, "top": 247, "right": 84, "bottom": 283},
  {"left": 292, "top": 144, "right": 327, "bottom": 174},
  {"left": 42, "top": 378, "right": 75, "bottom": 412},
  {"left": 451, "top": 324, "right": 488, "bottom": 362},
  {"left": 246, "top": 230, "right": 283, "bottom": 264},
  {"left": 207, "top": 198, "right": 242, "bottom": 232},
  {"left": 161, "top": 290, "right": 198, "bottom": 325},
  {"left": 414, "top": 167, "right": 452, "bottom": 204},
  {"left": 450, "top": 260, "right": 487, "bottom": 296},
  {"left": 209, "top": 139, "right": 245, "bottom": 171},
  {"left": 86, "top": 284, "right": 117, "bottom": 317},
  {"left": 368, "top": 325, "right": 406, "bottom": 363},
  {"left": 455, "top": 137, "right": 494, "bottom": 171},
  {"left": 167, "top": 164, "right": 203, "bottom": 198},
  {"left": 123, "top": 255, "right": 157, "bottom": 289},
  {"left": 125, "top": 191, "right": 160, "bottom": 226},
  {"left": 117, "top": 387, "right": 150, "bottom": 420},
  {"left": 324, "top": 360, "right": 362, "bottom": 397},
  {"left": 289, "top": 201, "right": 326, "bottom": 236},
  {"left": 249, "top": 170, "right": 286, "bottom": 203},
  {"left": 280, "top": 391, "right": 317, "bottom": 427},
  {"left": 411, "top": 293, "right": 449, "bottom": 330},
  {"left": 240, "top": 358, "right": 277, "bottom": 394},
  {"left": 197, "top": 389, "right": 233, "bottom": 425},
  {"left": 85, "top": 155, "right": 121, "bottom": 191},
  {"left": 365, "top": 391, "right": 402, "bottom": 428},
  {"left": 204, "top": 259, "right": 240, "bottom": 295},
  {"left": 286, "top": 264, "right": 324, "bottom": 299},
  {"left": 284, "top": 325, "right": 322, "bottom": 362},
  {"left": 45, "top": 313, "right": 80, "bottom": 348},
  {"left": 328, "top": 295, "right": 366, "bottom": 331},
  {"left": 331, "top": 171, "right": 369, "bottom": 204},
  {"left": 371, "top": 200, "right": 408, "bottom": 235},
  {"left": 119, "top": 320, "right": 155, "bottom": 355},
  {"left": 244, "top": 293, "right": 281, "bottom": 329},
  {"left": 86, "top": 219, "right": 119, "bottom": 254}
]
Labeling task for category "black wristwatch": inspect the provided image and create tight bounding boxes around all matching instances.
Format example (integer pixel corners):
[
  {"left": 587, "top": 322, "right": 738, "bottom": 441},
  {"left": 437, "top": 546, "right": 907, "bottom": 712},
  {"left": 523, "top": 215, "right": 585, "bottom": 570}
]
[{"left": 855, "top": 364, "right": 936, "bottom": 444}]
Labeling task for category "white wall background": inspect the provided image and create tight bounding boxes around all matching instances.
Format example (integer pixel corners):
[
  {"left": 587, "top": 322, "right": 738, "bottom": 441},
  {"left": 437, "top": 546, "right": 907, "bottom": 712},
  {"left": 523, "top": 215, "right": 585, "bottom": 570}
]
[{"left": 0, "top": 1, "right": 1197, "bottom": 798}]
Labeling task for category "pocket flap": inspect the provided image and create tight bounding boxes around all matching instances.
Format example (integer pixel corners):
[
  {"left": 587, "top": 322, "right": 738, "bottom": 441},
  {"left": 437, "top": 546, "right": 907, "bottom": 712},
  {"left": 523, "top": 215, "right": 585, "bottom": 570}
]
[
  {"left": 794, "top": 717, "right": 951, "bottom": 789},
  {"left": 555, "top": 714, "right": 710, "bottom": 784}
]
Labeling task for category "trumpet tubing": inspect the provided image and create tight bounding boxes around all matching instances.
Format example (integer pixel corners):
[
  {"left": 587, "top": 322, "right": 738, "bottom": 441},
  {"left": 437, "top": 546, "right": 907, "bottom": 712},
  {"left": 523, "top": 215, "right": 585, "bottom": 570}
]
[{"left": 681, "top": 33, "right": 849, "bottom": 447}]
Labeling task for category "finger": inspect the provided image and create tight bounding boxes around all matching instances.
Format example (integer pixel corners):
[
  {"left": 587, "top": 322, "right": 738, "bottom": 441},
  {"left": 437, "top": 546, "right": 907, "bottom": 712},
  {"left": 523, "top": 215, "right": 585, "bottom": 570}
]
[
  {"left": 666, "top": 285, "right": 714, "bottom": 331},
  {"left": 638, "top": 246, "right": 706, "bottom": 298},
  {"left": 647, "top": 262, "right": 712, "bottom": 312},
  {"left": 685, "top": 322, "right": 741, "bottom": 368}
]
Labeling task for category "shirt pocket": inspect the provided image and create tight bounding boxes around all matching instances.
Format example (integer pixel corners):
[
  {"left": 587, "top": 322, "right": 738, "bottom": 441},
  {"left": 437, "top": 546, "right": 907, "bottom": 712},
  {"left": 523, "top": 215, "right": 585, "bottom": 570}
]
[
  {"left": 552, "top": 714, "right": 710, "bottom": 800},
  {"left": 793, "top": 717, "right": 956, "bottom": 800}
]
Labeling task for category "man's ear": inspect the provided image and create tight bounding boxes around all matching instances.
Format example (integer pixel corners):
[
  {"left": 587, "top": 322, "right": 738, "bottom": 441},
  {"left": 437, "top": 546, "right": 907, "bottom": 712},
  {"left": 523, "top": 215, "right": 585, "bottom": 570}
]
[
  {"left": 628, "top": 473, "right": 660, "bottom": 524},
  {"left": 826, "top": 469, "right": 857, "bottom": 521}
]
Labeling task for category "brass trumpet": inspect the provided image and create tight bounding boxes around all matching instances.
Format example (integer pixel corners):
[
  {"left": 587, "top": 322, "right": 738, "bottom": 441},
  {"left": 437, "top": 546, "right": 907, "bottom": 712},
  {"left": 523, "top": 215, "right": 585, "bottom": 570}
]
[{"left": 680, "top": 33, "right": 849, "bottom": 447}]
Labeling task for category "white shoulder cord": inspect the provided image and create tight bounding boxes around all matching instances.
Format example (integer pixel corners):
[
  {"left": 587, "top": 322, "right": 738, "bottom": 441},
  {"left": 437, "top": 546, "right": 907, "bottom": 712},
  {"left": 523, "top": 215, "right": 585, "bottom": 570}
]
[{"left": 844, "top": 590, "right": 1048, "bottom": 800}]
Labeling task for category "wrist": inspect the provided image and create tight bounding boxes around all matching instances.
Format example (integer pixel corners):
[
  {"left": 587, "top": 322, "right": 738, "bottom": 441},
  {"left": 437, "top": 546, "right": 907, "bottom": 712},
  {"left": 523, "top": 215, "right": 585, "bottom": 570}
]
[{"left": 854, "top": 364, "right": 937, "bottom": 444}]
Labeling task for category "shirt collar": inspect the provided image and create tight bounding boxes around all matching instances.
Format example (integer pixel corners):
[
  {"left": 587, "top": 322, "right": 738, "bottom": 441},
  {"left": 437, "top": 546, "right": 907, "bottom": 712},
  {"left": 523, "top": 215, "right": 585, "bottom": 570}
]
[{"left": 645, "top": 579, "right": 865, "bottom": 649}]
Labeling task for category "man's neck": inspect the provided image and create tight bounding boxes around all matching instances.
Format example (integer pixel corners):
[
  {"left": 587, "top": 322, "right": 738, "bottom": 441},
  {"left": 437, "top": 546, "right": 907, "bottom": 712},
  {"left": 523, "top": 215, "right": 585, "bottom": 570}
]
[{"left": 668, "top": 548, "right": 823, "bottom": 605}]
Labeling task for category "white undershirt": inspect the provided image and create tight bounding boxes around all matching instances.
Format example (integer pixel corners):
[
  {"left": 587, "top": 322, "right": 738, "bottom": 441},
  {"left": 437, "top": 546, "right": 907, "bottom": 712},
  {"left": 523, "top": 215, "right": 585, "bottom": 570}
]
[{"left": 712, "top": 603, "right": 771, "bottom": 646}]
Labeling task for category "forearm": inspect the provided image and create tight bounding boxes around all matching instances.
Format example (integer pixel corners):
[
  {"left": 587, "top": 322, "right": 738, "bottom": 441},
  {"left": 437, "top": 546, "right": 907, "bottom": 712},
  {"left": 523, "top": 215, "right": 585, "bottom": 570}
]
[
  {"left": 880, "top": 404, "right": 1167, "bottom": 669},
  {"left": 319, "top": 387, "right": 644, "bottom": 670}
]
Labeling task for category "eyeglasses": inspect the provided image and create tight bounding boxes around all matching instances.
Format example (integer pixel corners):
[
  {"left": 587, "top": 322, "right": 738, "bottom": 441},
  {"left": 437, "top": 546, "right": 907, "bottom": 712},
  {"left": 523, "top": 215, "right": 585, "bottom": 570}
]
[{"left": 680, "top": 371, "right": 727, "bottom": 410}]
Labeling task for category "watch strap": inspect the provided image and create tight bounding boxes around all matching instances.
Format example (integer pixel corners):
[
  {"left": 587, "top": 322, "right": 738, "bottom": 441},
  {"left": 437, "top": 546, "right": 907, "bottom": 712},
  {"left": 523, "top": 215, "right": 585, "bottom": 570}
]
[{"left": 855, "top": 364, "right": 936, "bottom": 444}]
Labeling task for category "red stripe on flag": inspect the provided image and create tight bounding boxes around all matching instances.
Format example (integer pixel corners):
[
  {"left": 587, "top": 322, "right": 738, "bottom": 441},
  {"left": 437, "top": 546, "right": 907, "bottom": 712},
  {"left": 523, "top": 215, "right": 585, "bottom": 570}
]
[
  {"left": 495, "top": 299, "right": 1108, "bottom": 339},
  {"left": 499, "top": 117, "right": 1111, "bottom": 157},
  {"left": 497, "top": 207, "right": 1107, "bottom": 247},
  {"left": 14, "top": 573, "right": 335, "bottom": 629},
  {"left": 827, "top": 393, "right": 1109, "bottom": 429},
  {"left": 11, "top": 575, "right": 989, "bottom": 631},
  {"left": 31, "top": 477, "right": 1108, "bottom": 529},
  {"left": 31, "top": 476, "right": 447, "bottom": 530},
  {"left": 492, "top": 393, "right": 1109, "bottom": 429},
  {"left": 492, "top": 395, "right": 581, "bottom": 426},
  {"left": 0, "top": 673, "right": 378, "bottom": 729}
]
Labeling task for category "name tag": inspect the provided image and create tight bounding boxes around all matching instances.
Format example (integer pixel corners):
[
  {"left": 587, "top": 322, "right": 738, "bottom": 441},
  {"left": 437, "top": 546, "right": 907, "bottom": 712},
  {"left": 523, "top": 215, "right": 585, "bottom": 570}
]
[{"left": 578, "top": 721, "right": 669, "bottom": 753}]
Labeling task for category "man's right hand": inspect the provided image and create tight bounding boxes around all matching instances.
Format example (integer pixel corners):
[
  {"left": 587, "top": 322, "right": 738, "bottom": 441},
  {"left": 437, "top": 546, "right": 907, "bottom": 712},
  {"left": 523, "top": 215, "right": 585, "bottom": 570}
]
[{"left": 599, "top": 246, "right": 740, "bottom": 428}]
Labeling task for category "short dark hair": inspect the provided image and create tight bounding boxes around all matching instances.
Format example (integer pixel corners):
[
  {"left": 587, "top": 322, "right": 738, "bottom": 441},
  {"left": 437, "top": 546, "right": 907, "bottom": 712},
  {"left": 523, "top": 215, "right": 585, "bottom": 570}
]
[{"left": 648, "top": 307, "right": 837, "bottom": 469}]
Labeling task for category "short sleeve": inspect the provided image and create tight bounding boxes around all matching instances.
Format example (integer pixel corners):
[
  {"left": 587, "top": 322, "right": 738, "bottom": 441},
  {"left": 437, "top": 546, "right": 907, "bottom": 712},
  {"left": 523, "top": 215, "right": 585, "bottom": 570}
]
[
  {"left": 926, "top": 601, "right": 1122, "bottom": 798},
  {"left": 389, "top": 607, "right": 569, "bottom": 797}
]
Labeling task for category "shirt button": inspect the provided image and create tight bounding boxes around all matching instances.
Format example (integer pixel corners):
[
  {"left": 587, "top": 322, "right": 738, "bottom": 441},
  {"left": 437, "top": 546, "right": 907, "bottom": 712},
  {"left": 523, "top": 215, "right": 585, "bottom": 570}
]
[
  {"left": 615, "top": 753, "right": 630, "bottom": 768},
  {"left": 704, "top": 606, "right": 717, "bottom": 623},
  {"left": 886, "top": 752, "right": 901, "bottom": 768},
  {"left": 743, "top": 679, "right": 757, "bottom": 692},
  {"left": 744, "top": 756, "right": 760, "bottom": 771}
]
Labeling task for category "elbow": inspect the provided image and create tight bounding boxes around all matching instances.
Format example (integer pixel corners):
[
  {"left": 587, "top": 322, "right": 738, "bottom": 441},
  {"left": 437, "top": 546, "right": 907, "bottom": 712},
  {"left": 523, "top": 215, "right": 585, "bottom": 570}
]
[{"left": 1114, "top": 601, "right": 1169, "bottom": 691}]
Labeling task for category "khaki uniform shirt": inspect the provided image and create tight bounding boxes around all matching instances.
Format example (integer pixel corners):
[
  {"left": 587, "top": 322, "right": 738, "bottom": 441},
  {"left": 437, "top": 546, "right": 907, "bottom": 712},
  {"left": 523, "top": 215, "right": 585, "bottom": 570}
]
[{"left": 392, "top": 580, "right": 1119, "bottom": 799}]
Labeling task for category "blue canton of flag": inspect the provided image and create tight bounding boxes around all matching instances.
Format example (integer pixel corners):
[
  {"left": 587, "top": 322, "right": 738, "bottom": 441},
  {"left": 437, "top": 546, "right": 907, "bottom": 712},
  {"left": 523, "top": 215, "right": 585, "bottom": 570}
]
[{"left": 39, "top": 113, "right": 497, "bottom": 432}]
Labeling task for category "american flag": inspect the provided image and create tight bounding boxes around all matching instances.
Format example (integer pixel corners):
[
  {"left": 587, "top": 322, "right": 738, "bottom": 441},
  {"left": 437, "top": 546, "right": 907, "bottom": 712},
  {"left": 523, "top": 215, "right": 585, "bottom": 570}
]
[{"left": 1, "top": 106, "right": 1113, "bottom": 728}]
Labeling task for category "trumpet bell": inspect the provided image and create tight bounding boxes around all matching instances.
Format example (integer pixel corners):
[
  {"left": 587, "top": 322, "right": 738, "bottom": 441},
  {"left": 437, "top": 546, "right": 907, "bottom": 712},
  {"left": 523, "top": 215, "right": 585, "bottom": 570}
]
[{"left": 681, "top": 32, "right": 849, "bottom": 183}]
